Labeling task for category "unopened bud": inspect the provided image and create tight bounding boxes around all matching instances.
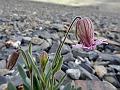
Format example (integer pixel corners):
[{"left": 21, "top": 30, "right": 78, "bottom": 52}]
[
  {"left": 6, "top": 50, "right": 19, "bottom": 70},
  {"left": 39, "top": 51, "right": 48, "bottom": 71}
]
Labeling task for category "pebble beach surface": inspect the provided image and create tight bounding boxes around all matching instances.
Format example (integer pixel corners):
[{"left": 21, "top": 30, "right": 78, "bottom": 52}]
[{"left": 0, "top": 0, "right": 120, "bottom": 90}]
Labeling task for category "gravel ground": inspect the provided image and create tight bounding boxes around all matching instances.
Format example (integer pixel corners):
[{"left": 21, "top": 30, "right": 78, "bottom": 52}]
[{"left": 0, "top": 0, "right": 120, "bottom": 90}]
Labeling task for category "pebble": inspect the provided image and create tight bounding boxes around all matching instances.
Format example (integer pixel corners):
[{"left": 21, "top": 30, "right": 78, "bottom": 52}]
[
  {"left": 0, "top": 11, "right": 120, "bottom": 89},
  {"left": 0, "top": 76, "right": 7, "bottom": 85},
  {"left": 72, "top": 48, "right": 89, "bottom": 58},
  {"left": 94, "top": 65, "right": 107, "bottom": 78},
  {"left": 63, "top": 52, "right": 75, "bottom": 62},
  {"left": 50, "top": 23, "right": 66, "bottom": 32},
  {"left": 66, "top": 69, "right": 81, "bottom": 79},
  {"left": 31, "top": 37, "right": 44, "bottom": 45},
  {"left": 103, "top": 75, "right": 120, "bottom": 88}
]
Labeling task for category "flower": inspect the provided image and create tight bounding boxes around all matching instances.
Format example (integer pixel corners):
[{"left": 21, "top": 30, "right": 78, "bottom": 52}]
[{"left": 73, "top": 17, "right": 107, "bottom": 51}]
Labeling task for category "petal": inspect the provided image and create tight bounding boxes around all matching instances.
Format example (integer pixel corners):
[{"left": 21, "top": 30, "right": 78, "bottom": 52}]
[
  {"left": 82, "top": 45, "right": 96, "bottom": 51},
  {"left": 95, "top": 39, "right": 108, "bottom": 45},
  {"left": 72, "top": 44, "right": 82, "bottom": 48}
]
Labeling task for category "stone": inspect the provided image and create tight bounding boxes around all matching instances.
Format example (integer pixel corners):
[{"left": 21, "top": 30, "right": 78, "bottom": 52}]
[
  {"left": 74, "top": 80, "right": 117, "bottom": 90},
  {"left": 50, "top": 33, "right": 60, "bottom": 40},
  {"left": 63, "top": 52, "right": 75, "bottom": 62},
  {"left": 31, "top": 37, "right": 44, "bottom": 45},
  {"left": 72, "top": 48, "right": 89, "bottom": 58},
  {"left": 0, "top": 84, "right": 7, "bottom": 90},
  {"left": 0, "top": 60, "right": 6, "bottom": 69},
  {"left": 49, "top": 41, "right": 59, "bottom": 53},
  {"left": 109, "top": 65, "right": 120, "bottom": 72},
  {"left": 32, "top": 30, "right": 51, "bottom": 39},
  {"left": 103, "top": 81, "right": 117, "bottom": 90},
  {"left": 88, "top": 51, "right": 99, "bottom": 61},
  {"left": 54, "top": 70, "right": 71, "bottom": 85},
  {"left": 98, "top": 53, "right": 120, "bottom": 65},
  {"left": 80, "top": 62, "right": 94, "bottom": 74},
  {"left": 94, "top": 65, "right": 107, "bottom": 78},
  {"left": 5, "top": 40, "right": 21, "bottom": 48},
  {"left": 11, "top": 75, "right": 23, "bottom": 86},
  {"left": 48, "top": 53, "right": 55, "bottom": 62},
  {"left": 0, "top": 76, "right": 7, "bottom": 85},
  {"left": 21, "top": 36, "right": 32, "bottom": 44},
  {"left": 62, "top": 37, "right": 77, "bottom": 44},
  {"left": 66, "top": 69, "right": 81, "bottom": 79},
  {"left": 40, "top": 40, "right": 51, "bottom": 50},
  {"left": 78, "top": 65, "right": 93, "bottom": 80},
  {"left": 61, "top": 45, "right": 71, "bottom": 55},
  {"left": 103, "top": 75, "right": 120, "bottom": 88},
  {"left": 67, "top": 62, "right": 93, "bottom": 80},
  {"left": 0, "top": 69, "right": 9, "bottom": 76},
  {"left": 50, "top": 23, "right": 66, "bottom": 32}
]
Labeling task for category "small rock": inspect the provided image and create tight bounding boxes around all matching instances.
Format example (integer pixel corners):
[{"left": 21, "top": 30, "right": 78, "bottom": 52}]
[
  {"left": 63, "top": 52, "right": 75, "bottom": 62},
  {"left": 0, "top": 84, "right": 7, "bottom": 90},
  {"left": 78, "top": 66, "right": 93, "bottom": 80},
  {"left": 61, "top": 45, "right": 71, "bottom": 55},
  {"left": 72, "top": 48, "right": 88, "bottom": 58},
  {"left": 11, "top": 75, "right": 23, "bottom": 86},
  {"left": 50, "top": 33, "right": 60, "bottom": 40},
  {"left": 88, "top": 51, "right": 99, "bottom": 61},
  {"left": 67, "top": 62, "right": 93, "bottom": 80},
  {"left": 103, "top": 75, "right": 120, "bottom": 88},
  {"left": 0, "top": 60, "right": 6, "bottom": 69},
  {"left": 32, "top": 30, "right": 51, "bottom": 39},
  {"left": 98, "top": 53, "right": 120, "bottom": 65},
  {"left": 54, "top": 70, "right": 71, "bottom": 84},
  {"left": 22, "top": 37, "right": 32, "bottom": 44},
  {"left": 50, "top": 23, "right": 66, "bottom": 32},
  {"left": 49, "top": 41, "right": 59, "bottom": 53},
  {"left": 5, "top": 40, "right": 21, "bottom": 48},
  {"left": 94, "top": 65, "right": 107, "bottom": 77},
  {"left": 0, "top": 76, "right": 7, "bottom": 85},
  {"left": 74, "top": 80, "right": 117, "bottom": 90},
  {"left": 66, "top": 69, "right": 81, "bottom": 79},
  {"left": 109, "top": 65, "right": 120, "bottom": 72},
  {"left": 80, "top": 62, "right": 94, "bottom": 74},
  {"left": 40, "top": 40, "right": 51, "bottom": 50},
  {"left": 62, "top": 37, "right": 77, "bottom": 44},
  {"left": 61, "top": 64, "right": 69, "bottom": 72},
  {"left": 31, "top": 37, "right": 44, "bottom": 45},
  {"left": 48, "top": 53, "right": 55, "bottom": 62},
  {"left": 103, "top": 81, "right": 117, "bottom": 90},
  {"left": 0, "top": 69, "right": 9, "bottom": 76}
]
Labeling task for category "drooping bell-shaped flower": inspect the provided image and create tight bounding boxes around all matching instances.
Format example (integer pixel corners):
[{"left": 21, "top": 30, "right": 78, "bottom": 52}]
[{"left": 73, "top": 17, "right": 107, "bottom": 51}]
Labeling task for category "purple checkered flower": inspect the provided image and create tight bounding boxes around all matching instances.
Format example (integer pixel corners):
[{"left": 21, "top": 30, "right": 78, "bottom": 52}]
[{"left": 73, "top": 17, "right": 107, "bottom": 51}]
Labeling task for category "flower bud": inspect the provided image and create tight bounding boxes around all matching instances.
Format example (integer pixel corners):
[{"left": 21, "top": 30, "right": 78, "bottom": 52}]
[
  {"left": 73, "top": 17, "right": 107, "bottom": 51},
  {"left": 39, "top": 51, "right": 48, "bottom": 71},
  {"left": 6, "top": 50, "right": 19, "bottom": 70}
]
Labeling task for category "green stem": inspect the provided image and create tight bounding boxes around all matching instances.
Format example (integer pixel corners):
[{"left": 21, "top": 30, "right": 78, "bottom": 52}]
[
  {"left": 53, "top": 16, "right": 81, "bottom": 66},
  {"left": 30, "top": 67, "right": 33, "bottom": 90}
]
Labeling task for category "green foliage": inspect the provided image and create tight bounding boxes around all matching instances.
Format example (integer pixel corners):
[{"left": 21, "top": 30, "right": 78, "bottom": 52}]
[
  {"left": 17, "top": 43, "right": 65, "bottom": 90},
  {"left": 17, "top": 63, "right": 31, "bottom": 90},
  {"left": 8, "top": 82, "right": 17, "bottom": 90},
  {"left": 7, "top": 17, "right": 82, "bottom": 90}
]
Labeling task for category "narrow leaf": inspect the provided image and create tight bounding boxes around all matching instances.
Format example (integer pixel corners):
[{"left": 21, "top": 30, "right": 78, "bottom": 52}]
[
  {"left": 8, "top": 81, "right": 17, "bottom": 90},
  {"left": 27, "top": 52, "right": 45, "bottom": 85},
  {"left": 20, "top": 49, "right": 30, "bottom": 68},
  {"left": 53, "top": 56, "right": 63, "bottom": 74},
  {"left": 54, "top": 74, "right": 66, "bottom": 89},
  {"left": 28, "top": 42, "right": 32, "bottom": 55},
  {"left": 17, "top": 63, "right": 30, "bottom": 90}
]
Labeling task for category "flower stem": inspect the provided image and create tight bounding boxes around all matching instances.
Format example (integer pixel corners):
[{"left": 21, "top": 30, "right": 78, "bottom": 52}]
[{"left": 53, "top": 16, "right": 81, "bottom": 65}]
